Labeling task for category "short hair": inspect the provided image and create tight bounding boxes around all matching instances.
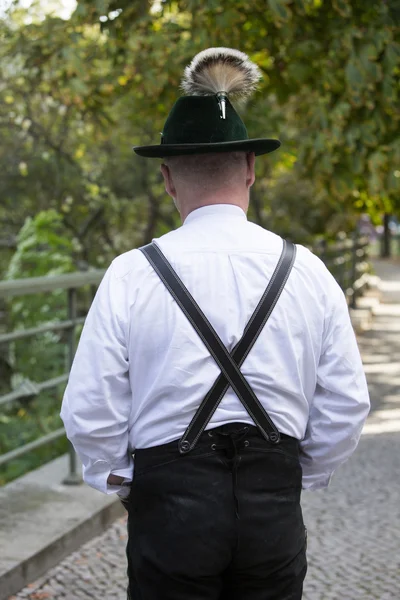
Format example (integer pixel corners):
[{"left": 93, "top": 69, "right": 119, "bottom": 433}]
[{"left": 164, "top": 151, "right": 247, "bottom": 192}]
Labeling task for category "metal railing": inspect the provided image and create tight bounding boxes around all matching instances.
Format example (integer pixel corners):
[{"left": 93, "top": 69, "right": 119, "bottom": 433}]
[
  {"left": 0, "top": 233, "right": 371, "bottom": 483},
  {"left": 312, "top": 234, "right": 370, "bottom": 308},
  {"left": 0, "top": 270, "right": 105, "bottom": 483},
  {"left": 380, "top": 232, "right": 400, "bottom": 258}
]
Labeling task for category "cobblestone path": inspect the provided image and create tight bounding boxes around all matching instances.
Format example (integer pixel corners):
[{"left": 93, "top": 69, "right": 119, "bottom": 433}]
[{"left": 10, "top": 260, "right": 400, "bottom": 600}]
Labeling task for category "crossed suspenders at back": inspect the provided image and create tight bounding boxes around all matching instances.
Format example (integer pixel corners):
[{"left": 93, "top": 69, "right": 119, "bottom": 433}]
[{"left": 140, "top": 240, "right": 296, "bottom": 454}]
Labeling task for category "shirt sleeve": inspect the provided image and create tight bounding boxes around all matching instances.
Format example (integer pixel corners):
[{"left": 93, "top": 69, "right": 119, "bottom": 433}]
[
  {"left": 60, "top": 263, "right": 133, "bottom": 496},
  {"left": 300, "top": 278, "right": 370, "bottom": 490}
]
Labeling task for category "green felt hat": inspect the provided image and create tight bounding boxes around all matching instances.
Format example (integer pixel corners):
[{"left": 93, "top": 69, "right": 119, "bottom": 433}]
[
  {"left": 133, "top": 47, "right": 281, "bottom": 159},
  {"left": 134, "top": 96, "right": 280, "bottom": 158}
]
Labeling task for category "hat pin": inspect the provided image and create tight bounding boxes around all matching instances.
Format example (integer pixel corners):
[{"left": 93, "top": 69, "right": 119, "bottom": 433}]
[{"left": 216, "top": 92, "right": 227, "bottom": 119}]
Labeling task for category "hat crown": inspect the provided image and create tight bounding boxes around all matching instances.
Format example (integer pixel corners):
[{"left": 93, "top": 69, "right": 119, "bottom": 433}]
[
  {"left": 133, "top": 47, "right": 280, "bottom": 158},
  {"left": 162, "top": 96, "right": 248, "bottom": 146}
]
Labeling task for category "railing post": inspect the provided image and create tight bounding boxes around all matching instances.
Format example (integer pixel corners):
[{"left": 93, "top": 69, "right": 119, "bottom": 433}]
[
  {"left": 67, "top": 287, "right": 77, "bottom": 369},
  {"left": 381, "top": 213, "right": 391, "bottom": 258},
  {"left": 316, "top": 238, "right": 327, "bottom": 263},
  {"left": 349, "top": 231, "right": 358, "bottom": 309},
  {"left": 63, "top": 287, "right": 82, "bottom": 485}
]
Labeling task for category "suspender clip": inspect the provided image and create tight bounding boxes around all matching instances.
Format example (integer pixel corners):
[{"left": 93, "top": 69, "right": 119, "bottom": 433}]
[
  {"left": 179, "top": 440, "right": 191, "bottom": 454},
  {"left": 269, "top": 432, "right": 281, "bottom": 444}
]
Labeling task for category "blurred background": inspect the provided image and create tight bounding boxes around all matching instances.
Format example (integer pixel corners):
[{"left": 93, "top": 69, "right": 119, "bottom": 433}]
[
  {"left": 0, "top": 2, "right": 400, "bottom": 599},
  {"left": 0, "top": 0, "right": 399, "bottom": 513}
]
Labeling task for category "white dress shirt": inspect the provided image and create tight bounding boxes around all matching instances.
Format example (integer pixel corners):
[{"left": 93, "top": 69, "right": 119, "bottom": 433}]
[{"left": 61, "top": 204, "right": 370, "bottom": 497}]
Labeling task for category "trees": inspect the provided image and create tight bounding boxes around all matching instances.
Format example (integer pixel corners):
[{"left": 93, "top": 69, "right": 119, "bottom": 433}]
[
  {"left": 74, "top": 0, "right": 400, "bottom": 216},
  {"left": 1, "top": 0, "right": 398, "bottom": 274},
  {"left": 0, "top": 2, "right": 177, "bottom": 280}
]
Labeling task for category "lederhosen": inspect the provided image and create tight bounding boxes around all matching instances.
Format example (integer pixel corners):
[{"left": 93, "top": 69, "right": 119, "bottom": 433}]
[{"left": 125, "top": 240, "right": 307, "bottom": 600}]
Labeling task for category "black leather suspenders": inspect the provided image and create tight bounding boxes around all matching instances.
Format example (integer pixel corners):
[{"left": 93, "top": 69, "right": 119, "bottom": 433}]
[{"left": 140, "top": 240, "right": 296, "bottom": 453}]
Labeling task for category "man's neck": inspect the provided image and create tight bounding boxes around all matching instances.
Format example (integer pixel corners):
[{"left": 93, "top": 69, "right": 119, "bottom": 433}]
[{"left": 178, "top": 193, "right": 249, "bottom": 223}]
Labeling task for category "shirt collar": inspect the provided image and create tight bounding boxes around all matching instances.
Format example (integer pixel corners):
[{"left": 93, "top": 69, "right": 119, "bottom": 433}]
[{"left": 183, "top": 204, "right": 247, "bottom": 225}]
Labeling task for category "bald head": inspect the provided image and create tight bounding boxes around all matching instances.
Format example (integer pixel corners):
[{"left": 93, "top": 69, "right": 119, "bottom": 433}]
[{"left": 161, "top": 151, "right": 255, "bottom": 220}]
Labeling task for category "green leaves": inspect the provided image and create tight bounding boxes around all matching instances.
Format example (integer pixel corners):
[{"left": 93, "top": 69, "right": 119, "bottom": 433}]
[
  {"left": 6, "top": 210, "right": 75, "bottom": 283},
  {"left": 267, "top": 0, "right": 292, "bottom": 21},
  {"left": 385, "top": 42, "right": 400, "bottom": 69},
  {"left": 345, "top": 59, "right": 365, "bottom": 91},
  {"left": 1, "top": 0, "right": 400, "bottom": 263},
  {"left": 332, "top": 0, "right": 352, "bottom": 18}
]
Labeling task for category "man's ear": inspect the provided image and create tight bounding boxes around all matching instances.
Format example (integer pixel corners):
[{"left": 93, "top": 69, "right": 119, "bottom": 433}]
[
  {"left": 245, "top": 152, "right": 256, "bottom": 188},
  {"left": 160, "top": 163, "right": 177, "bottom": 199}
]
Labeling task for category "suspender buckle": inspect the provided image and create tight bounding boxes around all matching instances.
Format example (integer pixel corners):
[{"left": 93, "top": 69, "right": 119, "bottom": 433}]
[
  {"left": 179, "top": 440, "right": 191, "bottom": 454},
  {"left": 269, "top": 432, "right": 281, "bottom": 444}
]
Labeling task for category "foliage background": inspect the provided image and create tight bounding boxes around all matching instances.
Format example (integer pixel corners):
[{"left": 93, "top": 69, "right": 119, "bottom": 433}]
[{"left": 0, "top": 0, "right": 399, "bottom": 483}]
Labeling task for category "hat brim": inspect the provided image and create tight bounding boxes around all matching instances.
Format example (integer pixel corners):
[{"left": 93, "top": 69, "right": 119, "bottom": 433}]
[{"left": 133, "top": 138, "right": 281, "bottom": 158}]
